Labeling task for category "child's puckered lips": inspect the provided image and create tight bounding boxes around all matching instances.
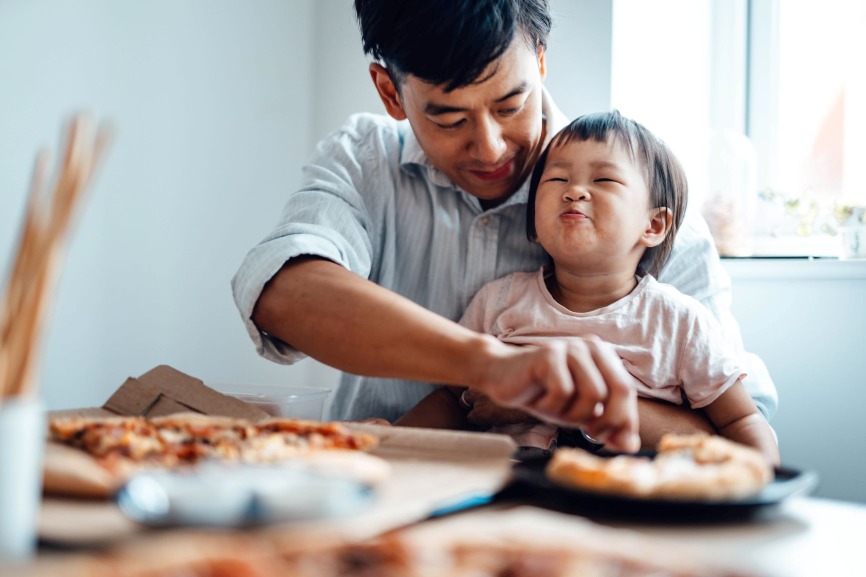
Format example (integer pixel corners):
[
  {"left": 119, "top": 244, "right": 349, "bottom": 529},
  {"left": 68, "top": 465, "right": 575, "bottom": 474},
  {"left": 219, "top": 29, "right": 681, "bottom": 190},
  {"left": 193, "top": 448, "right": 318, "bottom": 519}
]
[{"left": 560, "top": 207, "right": 589, "bottom": 219}]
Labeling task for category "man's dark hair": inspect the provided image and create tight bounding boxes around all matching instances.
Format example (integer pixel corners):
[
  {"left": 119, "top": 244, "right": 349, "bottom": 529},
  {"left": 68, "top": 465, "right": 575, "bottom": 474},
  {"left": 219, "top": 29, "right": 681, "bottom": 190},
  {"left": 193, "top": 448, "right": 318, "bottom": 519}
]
[
  {"left": 526, "top": 110, "right": 688, "bottom": 278},
  {"left": 354, "top": 0, "right": 551, "bottom": 92}
]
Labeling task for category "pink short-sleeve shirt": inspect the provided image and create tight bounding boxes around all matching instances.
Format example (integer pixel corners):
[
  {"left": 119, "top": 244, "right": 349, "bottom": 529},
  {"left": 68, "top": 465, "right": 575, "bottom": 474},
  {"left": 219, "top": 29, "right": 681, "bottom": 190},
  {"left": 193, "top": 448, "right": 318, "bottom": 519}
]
[{"left": 460, "top": 267, "right": 745, "bottom": 409}]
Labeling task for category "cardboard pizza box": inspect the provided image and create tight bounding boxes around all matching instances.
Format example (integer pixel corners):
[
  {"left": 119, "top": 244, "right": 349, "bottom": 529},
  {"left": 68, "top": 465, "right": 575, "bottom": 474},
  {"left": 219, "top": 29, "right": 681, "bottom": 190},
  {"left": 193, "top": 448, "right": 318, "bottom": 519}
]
[
  {"left": 39, "top": 365, "right": 517, "bottom": 548},
  {"left": 47, "top": 364, "right": 271, "bottom": 423},
  {"left": 102, "top": 364, "right": 270, "bottom": 420}
]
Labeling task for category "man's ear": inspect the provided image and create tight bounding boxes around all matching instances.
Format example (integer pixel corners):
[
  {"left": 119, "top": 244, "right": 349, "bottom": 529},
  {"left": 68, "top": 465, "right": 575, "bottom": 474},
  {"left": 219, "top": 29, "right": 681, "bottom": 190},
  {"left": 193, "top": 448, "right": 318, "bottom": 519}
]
[
  {"left": 369, "top": 63, "right": 407, "bottom": 121},
  {"left": 641, "top": 207, "right": 673, "bottom": 248},
  {"left": 538, "top": 47, "right": 547, "bottom": 81}
]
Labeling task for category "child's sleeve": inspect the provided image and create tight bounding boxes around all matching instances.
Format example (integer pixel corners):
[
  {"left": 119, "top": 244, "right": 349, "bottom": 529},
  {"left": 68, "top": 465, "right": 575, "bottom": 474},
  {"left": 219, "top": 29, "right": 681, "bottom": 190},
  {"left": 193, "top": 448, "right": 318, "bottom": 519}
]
[{"left": 677, "top": 307, "right": 748, "bottom": 410}]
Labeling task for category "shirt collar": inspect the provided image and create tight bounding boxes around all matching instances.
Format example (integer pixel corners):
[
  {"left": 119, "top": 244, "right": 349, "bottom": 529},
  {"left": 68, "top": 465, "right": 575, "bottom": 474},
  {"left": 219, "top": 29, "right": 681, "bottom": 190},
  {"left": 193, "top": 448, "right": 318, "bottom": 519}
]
[
  {"left": 540, "top": 85, "right": 568, "bottom": 144},
  {"left": 399, "top": 122, "right": 455, "bottom": 187}
]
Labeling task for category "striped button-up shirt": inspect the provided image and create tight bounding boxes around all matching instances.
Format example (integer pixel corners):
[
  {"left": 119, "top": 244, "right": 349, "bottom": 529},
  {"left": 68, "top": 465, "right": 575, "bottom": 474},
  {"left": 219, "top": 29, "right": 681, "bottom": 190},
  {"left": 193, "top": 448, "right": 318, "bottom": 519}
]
[{"left": 232, "top": 109, "right": 778, "bottom": 423}]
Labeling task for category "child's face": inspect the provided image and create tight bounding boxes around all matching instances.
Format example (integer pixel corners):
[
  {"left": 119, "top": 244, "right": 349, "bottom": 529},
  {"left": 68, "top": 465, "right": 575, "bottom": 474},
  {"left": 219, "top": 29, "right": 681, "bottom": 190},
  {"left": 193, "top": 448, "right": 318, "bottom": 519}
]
[{"left": 533, "top": 137, "right": 660, "bottom": 273}]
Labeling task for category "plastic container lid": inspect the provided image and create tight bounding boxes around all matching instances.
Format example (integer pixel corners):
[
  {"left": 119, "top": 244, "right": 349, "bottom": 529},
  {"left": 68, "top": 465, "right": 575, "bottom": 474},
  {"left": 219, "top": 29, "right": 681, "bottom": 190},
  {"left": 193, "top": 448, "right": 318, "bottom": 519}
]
[
  {"left": 215, "top": 384, "right": 331, "bottom": 420},
  {"left": 224, "top": 385, "right": 331, "bottom": 402}
]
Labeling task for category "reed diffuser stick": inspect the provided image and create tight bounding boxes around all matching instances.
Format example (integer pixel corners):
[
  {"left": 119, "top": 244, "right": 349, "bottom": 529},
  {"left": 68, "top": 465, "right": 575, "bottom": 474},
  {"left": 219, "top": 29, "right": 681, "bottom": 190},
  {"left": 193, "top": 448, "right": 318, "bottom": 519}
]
[{"left": 0, "top": 114, "right": 110, "bottom": 402}]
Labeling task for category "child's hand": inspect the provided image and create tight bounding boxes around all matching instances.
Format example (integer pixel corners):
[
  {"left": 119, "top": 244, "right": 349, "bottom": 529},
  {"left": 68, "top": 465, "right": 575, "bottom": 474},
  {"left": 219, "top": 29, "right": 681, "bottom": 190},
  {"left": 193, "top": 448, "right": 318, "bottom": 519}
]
[
  {"left": 351, "top": 417, "right": 392, "bottom": 426},
  {"left": 463, "top": 390, "right": 538, "bottom": 426}
]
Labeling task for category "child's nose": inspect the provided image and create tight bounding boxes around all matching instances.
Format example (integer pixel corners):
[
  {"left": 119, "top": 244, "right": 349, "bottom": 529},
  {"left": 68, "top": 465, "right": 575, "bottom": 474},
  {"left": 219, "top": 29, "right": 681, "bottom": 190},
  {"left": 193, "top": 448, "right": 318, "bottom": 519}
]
[{"left": 564, "top": 186, "right": 590, "bottom": 202}]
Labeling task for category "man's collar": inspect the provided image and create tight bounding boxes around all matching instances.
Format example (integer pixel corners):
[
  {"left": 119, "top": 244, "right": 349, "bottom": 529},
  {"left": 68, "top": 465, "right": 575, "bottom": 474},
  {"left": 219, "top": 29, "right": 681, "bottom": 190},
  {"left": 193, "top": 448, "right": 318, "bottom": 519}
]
[
  {"left": 540, "top": 85, "right": 568, "bottom": 146},
  {"left": 399, "top": 120, "right": 427, "bottom": 168},
  {"left": 399, "top": 122, "right": 455, "bottom": 188}
]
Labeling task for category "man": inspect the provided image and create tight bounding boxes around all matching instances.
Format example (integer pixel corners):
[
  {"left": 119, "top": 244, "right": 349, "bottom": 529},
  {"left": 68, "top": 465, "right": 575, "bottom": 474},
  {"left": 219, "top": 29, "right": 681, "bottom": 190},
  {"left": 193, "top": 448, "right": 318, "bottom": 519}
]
[{"left": 232, "top": 0, "right": 777, "bottom": 453}]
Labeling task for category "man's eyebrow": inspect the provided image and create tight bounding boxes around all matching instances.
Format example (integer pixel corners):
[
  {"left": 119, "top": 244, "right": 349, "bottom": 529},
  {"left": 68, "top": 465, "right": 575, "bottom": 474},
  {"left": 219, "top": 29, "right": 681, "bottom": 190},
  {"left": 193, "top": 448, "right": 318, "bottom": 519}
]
[
  {"left": 423, "top": 81, "right": 531, "bottom": 116},
  {"left": 494, "top": 81, "right": 531, "bottom": 103}
]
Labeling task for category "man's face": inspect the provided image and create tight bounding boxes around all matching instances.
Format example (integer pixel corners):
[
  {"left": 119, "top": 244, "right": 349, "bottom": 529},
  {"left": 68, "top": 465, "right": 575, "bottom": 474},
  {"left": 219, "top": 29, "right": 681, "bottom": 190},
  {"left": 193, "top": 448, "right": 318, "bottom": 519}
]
[{"left": 377, "top": 38, "right": 546, "bottom": 205}]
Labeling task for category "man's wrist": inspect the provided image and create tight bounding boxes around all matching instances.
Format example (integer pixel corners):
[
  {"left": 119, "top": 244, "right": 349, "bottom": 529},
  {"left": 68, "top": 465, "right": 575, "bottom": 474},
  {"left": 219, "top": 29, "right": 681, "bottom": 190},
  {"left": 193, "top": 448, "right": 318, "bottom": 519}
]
[{"left": 465, "top": 334, "right": 509, "bottom": 394}]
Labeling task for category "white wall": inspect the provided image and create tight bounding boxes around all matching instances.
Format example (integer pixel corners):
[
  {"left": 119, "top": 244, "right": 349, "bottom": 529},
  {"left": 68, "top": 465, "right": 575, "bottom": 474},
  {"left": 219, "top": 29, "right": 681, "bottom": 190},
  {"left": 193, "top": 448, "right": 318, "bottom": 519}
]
[
  {"left": 0, "top": 0, "right": 323, "bottom": 408},
  {"left": 310, "top": 0, "right": 382, "bottom": 144},
  {"left": 723, "top": 260, "right": 866, "bottom": 503},
  {"left": 546, "top": 0, "right": 613, "bottom": 119}
]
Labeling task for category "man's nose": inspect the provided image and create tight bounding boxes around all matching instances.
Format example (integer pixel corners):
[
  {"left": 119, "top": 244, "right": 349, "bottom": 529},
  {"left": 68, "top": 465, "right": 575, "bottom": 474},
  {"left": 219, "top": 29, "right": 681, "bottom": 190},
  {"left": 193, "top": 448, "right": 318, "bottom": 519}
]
[{"left": 471, "top": 117, "right": 507, "bottom": 164}]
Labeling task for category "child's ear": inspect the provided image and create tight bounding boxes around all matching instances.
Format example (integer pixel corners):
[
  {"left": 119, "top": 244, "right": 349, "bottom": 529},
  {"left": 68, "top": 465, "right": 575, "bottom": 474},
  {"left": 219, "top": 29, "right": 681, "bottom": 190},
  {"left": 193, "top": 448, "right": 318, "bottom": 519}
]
[{"left": 641, "top": 207, "right": 673, "bottom": 248}]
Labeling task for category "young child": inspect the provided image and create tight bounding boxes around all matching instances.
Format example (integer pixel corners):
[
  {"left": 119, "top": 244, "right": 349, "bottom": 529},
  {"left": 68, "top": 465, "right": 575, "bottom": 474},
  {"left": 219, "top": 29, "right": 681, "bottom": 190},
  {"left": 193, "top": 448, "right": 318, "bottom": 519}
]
[{"left": 397, "top": 110, "right": 780, "bottom": 465}]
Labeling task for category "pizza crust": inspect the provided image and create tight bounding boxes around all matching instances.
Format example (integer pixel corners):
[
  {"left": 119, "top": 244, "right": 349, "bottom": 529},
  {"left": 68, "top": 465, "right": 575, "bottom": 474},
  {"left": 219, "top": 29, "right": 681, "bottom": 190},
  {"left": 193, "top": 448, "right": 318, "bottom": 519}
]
[
  {"left": 43, "top": 442, "right": 122, "bottom": 498},
  {"left": 546, "top": 433, "right": 774, "bottom": 501},
  {"left": 292, "top": 450, "right": 392, "bottom": 485}
]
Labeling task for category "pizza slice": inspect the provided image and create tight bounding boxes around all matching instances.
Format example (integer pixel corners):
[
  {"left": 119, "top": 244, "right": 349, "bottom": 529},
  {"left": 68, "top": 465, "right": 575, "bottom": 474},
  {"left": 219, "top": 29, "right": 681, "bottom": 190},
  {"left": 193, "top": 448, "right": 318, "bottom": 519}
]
[
  {"left": 45, "top": 413, "right": 390, "bottom": 497},
  {"left": 546, "top": 433, "right": 774, "bottom": 501}
]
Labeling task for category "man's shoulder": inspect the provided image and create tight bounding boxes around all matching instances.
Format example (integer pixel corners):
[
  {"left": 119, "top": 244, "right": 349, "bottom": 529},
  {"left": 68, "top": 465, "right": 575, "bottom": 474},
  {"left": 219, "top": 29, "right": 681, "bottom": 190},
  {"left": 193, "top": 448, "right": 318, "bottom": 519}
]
[
  {"left": 674, "top": 209, "right": 714, "bottom": 245},
  {"left": 641, "top": 276, "right": 703, "bottom": 311},
  {"left": 658, "top": 208, "right": 728, "bottom": 295},
  {"left": 312, "top": 113, "right": 409, "bottom": 175},
  {"left": 330, "top": 112, "right": 405, "bottom": 144}
]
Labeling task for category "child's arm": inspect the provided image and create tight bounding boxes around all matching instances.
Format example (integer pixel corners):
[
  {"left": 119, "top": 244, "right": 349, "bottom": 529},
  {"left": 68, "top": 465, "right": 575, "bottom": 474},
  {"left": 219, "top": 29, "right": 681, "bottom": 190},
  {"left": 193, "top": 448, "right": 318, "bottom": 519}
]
[
  {"left": 703, "top": 380, "right": 780, "bottom": 466},
  {"left": 637, "top": 397, "right": 717, "bottom": 450},
  {"left": 394, "top": 386, "right": 469, "bottom": 429}
]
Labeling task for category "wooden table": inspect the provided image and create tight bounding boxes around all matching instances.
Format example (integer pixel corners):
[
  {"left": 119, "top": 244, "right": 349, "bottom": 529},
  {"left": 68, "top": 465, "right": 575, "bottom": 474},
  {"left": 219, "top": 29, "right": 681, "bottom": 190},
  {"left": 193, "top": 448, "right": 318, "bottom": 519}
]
[
  {"left": 600, "top": 496, "right": 866, "bottom": 577},
  {"left": 25, "top": 409, "right": 866, "bottom": 576},
  {"left": 33, "top": 493, "right": 866, "bottom": 577},
  {"left": 379, "top": 496, "right": 866, "bottom": 577}
]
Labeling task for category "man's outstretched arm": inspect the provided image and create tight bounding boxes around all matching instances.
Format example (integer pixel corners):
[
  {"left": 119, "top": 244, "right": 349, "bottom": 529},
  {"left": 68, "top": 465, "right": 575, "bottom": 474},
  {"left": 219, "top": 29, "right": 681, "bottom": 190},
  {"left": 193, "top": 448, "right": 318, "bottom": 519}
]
[{"left": 252, "top": 257, "right": 640, "bottom": 451}]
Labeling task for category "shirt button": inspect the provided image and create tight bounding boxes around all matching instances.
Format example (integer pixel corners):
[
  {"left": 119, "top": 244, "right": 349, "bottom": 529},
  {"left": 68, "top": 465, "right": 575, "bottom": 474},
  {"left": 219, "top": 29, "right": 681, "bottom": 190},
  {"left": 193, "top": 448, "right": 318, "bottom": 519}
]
[{"left": 479, "top": 216, "right": 490, "bottom": 225}]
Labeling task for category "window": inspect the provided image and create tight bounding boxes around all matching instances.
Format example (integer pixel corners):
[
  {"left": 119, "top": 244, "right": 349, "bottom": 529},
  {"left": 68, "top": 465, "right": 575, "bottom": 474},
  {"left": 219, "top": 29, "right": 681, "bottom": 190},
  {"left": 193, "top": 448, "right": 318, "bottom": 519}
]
[{"left": 611, "top": 0, "right": 866, "bottom": 258}]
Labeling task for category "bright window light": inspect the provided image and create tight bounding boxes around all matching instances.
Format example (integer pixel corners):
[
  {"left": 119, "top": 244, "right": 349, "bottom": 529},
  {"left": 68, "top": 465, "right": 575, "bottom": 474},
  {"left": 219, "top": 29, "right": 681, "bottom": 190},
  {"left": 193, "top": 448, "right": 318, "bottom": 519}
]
[{"left": 612, "top": 0, "right": 866, "bottom": 258}]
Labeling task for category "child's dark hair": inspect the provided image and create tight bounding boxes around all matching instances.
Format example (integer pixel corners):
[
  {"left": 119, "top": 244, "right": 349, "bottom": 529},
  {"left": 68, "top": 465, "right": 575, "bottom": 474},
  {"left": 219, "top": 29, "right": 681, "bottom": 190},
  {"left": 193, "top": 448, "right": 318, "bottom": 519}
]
[
  {"left": 526, "top": 110, "right": 688, "bottom": 278},
  {"left": 354, "top": 0, "right": 551, "bottom": 92}
]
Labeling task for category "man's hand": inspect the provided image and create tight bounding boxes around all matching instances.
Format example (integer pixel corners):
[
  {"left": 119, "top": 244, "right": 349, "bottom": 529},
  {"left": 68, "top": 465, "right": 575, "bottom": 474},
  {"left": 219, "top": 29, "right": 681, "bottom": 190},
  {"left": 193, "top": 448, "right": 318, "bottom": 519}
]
[{"left": 471, "top": 336, "right": 640, "bottom": 453}]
